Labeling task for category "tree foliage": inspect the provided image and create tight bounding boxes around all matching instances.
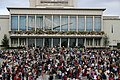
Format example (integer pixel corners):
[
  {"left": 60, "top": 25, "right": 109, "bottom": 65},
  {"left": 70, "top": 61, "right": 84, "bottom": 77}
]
[
  {"left": 104, "top": 35, "right": 109, "bottom": 47},
  {"left": 1, "top": 34, "right": 9, "bottom": 47}
]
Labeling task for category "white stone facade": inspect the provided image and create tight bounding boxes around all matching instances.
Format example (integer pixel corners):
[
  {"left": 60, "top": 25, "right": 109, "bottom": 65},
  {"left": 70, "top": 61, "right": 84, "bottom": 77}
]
[
  {"left": 0, "top": 15, "right": 9, "bottom": 46},
  {"left": 0, "top": 0, "right": 120, "bottom": 48},
  {"left": 29, "top": 0, "right": 74, "bottom": 7},
  {"left": 103, "top": 16, "right": 120, "bottom": 47}
]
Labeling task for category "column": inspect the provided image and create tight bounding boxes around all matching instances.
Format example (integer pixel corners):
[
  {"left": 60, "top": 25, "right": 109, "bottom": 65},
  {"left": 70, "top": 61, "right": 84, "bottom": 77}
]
[
  {"left": 68, "top": 38, "right": 70, "bottom": 47},
  {"left": 51, "top": 38, "right": 53, "bottom": 48},
  {"left": 52, "top": 15, "right": 53, "bottom": 31},
  {"left": 43, "top": 38, "right": 45, "bottom": 47},
  {"left": 76, "top": 38, "right": 78, "bottom": 46},
  {"left": 35, "top": 38, "right": 36, "bottom": 48},
  {"left": 76, "top": 16, "right": 78, "bottom": 32},
  {"left": 84, "top": 38, "right": 86, "bottom": 47},
  {"left": 68, "top": 16, "right": 70, "bottom": 31},
  {"left": 26, "top": 15, "right": 28, "bottom": 31},
  {"left": 101, "top": 38, "right": 103, "bottom": 47},
  {"left": 9, "top": 38, "right": 11, "bottom": 47},
  {"left": 9, "top": 14, "right": 11, "bottom": 47},
  {"left": 26, "top": 38, "right": 28, "bottom": 48},
  {"left": 93, "top": 16, "right": 94, "bottom": 31},
  {"left": 60, "top": 16, "right": 61, "bottom": 31},
  {"left": 101, "top": 15, "right": 103, "bottom": 31},
  {"left": 43, "top": 15, "right": 45, "bottom": 31},
  {"left": 60, "top": 38, "right": 61, "bottom": 47},
  {"left": 18, "top": 38, "right": 19, "bottom": 47},
  {"left": 9, "top": 14, "right": 11, "bottom": 31},
  {"left": 85, "top": 16, "right": 86, "bottom": 31},
  {"left": 35, "top": 15, "right": 37, "bottom": 31},
  {"left": 18, "top": 15, "right": 20, "bottom": 31},
  {"left": 93, "top": 38, "right": 95, "bottom": 47}
]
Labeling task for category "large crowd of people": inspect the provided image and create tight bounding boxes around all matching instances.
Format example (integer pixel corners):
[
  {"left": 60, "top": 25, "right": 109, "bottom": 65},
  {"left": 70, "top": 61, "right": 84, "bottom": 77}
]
[{"left": 0, "top": 46, "right": 120, "bottom": 80}]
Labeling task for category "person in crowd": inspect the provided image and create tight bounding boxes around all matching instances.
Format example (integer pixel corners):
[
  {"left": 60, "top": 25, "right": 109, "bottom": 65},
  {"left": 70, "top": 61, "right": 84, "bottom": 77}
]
[{"left": 0, "top": 47, "right": 120, "bottom": 80}]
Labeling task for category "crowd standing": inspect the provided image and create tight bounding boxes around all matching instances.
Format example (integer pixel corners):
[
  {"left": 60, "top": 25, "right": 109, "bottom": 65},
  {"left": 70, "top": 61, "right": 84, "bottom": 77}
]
[{"left": 0, "top": 46, "right": 120, "bottom": 80}]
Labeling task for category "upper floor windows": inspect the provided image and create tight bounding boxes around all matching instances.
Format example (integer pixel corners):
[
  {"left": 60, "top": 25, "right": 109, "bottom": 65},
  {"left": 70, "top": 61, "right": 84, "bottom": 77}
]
[
  {"left": 53, "top": 16, "right": 60, "bottom": 31},
  {"left": 86, "top": 16, "right": 93, "bottom": 31},
  {"left": 61, "top": 16, "right": 68, "bottom": 31},
  {"left": 28, "top": 16, "right": 35, "bottom": 30},
  {"left": 11, "top": 15, "right": 102, "bottom": 32},
  {"left": 94, "top": 16, "right": 101, "bottom": 31},
  {"left": 70, "top": 16, "right": 76, "bottom": 31},
  {"left": 36, "top": 16, "right": 43, "bottom": 30},
  {"left": 20, "top": 16, "right": 26, "bottom": 31},
  {"left": 78, "top": 16, "right": 85, "bottom": 31},
  {"left": 11, "top": 16, "right": 18, "bottom": 31}
]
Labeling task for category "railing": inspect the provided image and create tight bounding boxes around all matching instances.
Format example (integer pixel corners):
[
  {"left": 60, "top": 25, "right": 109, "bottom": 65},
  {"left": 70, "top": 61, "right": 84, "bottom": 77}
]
[{"left": 9, "top": 30, "right": 105, "bottom": 35}]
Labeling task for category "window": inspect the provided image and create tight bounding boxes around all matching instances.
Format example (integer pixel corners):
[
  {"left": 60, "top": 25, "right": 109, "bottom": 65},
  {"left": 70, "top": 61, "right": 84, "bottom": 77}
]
[
  {"left": 53, "top": 38, "right": 60, "bottom": 47},
  {"left": 61, "top": 38, "right": 68, "bottom": 47},
  {"left": 86, "top": 38, "right": 93, "bottom": 46},
  {"left": 70, "top": 16, "right": 76, "bottom": 31},
  {"left": 28, "top": 38, "right": 35, "bottom": 47},
  {"left": 94, "top": 16, "right": 101, "bottom": 31},
  {"left": 11, "top": 38, "right": 18, "bottom": 47},
  {"left": 28, "top": 16, "right": 35, "bottom": 30},
  {"left": 53, "top": 16, "right": 60, "bottom": 31},
  {"left": 78, "top": 38, "right": 84, "bottom": 47},
  {"left": 78, "top": 16, "right": 85, "bottom": 31},
  {"left": 36, "top": 38, "right": 43, "bottom": 48},
  {"left": 44, "top": 38, "right": 51, "bottom": 47},
  {"left": 69, "top": 38, "right": 76, "bottom": 47},
  {"left": 36, "top": 16, "right": 43, "bottom": 30},
  {"left": 94, "top": 38, "right": 101, "bottom": 46},
  {"left": 86, "top": 16, "right": 93, "bottom": 31},
  {"left": 19, "top": 16, "right": 26, "bottom": 31},
  {"left": 44, "top": 15, "right": 52, "bottom": 30},
  {"left": 11, "top": 16, "right": 18, "bottom": 31},
  {"left": 20, "top": 38, "right": 26, "bottom": 46},
  {"left": 61, "top": 16, "right": 68, "bottom": 31}
]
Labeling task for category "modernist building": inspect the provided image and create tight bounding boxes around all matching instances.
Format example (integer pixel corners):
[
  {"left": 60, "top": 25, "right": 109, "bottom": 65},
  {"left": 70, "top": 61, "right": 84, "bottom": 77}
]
[{"left": 0, "top": 0, "right": 120, "bottom": 48}]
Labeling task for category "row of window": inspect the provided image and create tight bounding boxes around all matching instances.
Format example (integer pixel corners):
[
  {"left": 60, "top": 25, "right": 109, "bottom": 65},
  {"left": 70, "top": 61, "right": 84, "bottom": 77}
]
[
  {"left": 11, "top": 15, "right": 101, "bottom": 31},
  {"left": 11, "top": 38, "right": 101, "bottom": 48}
]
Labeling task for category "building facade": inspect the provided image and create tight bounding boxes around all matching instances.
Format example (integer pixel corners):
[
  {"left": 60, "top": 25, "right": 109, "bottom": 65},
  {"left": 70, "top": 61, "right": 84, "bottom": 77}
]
[
  {"left": 0, "top": 0, "right": 120, "bottom": 48},
  {"left": 29, "top": 0, "right": 74, "bottom": 7}
]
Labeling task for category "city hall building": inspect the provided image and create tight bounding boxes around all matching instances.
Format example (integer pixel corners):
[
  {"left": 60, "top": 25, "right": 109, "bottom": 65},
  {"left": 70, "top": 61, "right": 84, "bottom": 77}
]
[{"left": 0, "top": 0, "right": 120, "bottom": 48}]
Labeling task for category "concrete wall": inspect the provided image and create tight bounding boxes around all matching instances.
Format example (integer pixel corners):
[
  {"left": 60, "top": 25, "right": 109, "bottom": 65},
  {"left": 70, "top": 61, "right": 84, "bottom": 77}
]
[
  {"left": 30, "top": 0, "right": 74, "bottom": 7},
  {"left": 8, "top": 8, "right": 105, "bottom": 15},
  {"left": 0, "top": 15, "right": 9, "bottom": 46},
  {"left": 103, "top": 16, "right": 120, "bottom": 46}
]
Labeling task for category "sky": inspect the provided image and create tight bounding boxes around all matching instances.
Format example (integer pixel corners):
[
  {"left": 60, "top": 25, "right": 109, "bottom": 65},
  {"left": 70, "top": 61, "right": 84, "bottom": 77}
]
[{"left": 0, "top": 0, "right": 120, "bottom": 16}]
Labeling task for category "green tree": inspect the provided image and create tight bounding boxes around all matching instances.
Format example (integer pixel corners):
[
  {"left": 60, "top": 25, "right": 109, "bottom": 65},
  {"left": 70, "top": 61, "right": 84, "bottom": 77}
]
[
  {"left": 1, "top": 34, "right": 9, "bottom": 47},
  {"left": 104, "top": 35, "right": 109, "bottom": 48}
]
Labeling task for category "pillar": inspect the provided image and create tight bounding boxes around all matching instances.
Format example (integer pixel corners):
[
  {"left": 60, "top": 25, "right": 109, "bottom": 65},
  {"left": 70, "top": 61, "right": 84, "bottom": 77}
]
[
  {"left": 68, "top": 16, "right": 70, "bottom": 31},
  {"left": 18, "top": 15, "right": 20, "bottom": 31},
  {"left": 93, "top": 38, "right": 95, "bottom": 47},
  {"left": 93, "top": 16, "right": 94, "bottom": 31},
  {"left": 60, "top": 38, "right": 61, "bottom": 47},
  {"left": 35, "top": 38, "right": 36, "bottom": 48},
  {"left": 84, "top": 38, "right": 86, "bottom": 47},
  {"left": 51, "top": 38, "right": 53, "bottom": 48},
  {"left": 76, "top": 38, "right": 78, "bottom": 46},
  {"left": 68, "top": 38, "right": 70, "bottom": 47},
  {"left": 18, "top": 38, "right": 19, "bottom": 47},
  {"left": 26, "top": 15, "right": 28, "bottom": 31},
  {"left": 85, "top": 16, "right": 86, "bottom": 31},
  {"left": 35, "top": 15, "right": 36, "bottom": 31}
]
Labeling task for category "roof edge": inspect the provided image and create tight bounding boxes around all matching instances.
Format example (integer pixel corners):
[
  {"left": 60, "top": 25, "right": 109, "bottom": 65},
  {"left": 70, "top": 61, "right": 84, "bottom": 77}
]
[{"left": 7, "top": 7, "right": 106, "bottom": 11}]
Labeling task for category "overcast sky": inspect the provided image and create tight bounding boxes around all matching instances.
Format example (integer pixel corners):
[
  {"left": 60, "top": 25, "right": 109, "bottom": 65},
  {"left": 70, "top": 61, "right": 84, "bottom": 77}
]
[{"left": 0, "top": 0, "right": 120, "bottom": 16}]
